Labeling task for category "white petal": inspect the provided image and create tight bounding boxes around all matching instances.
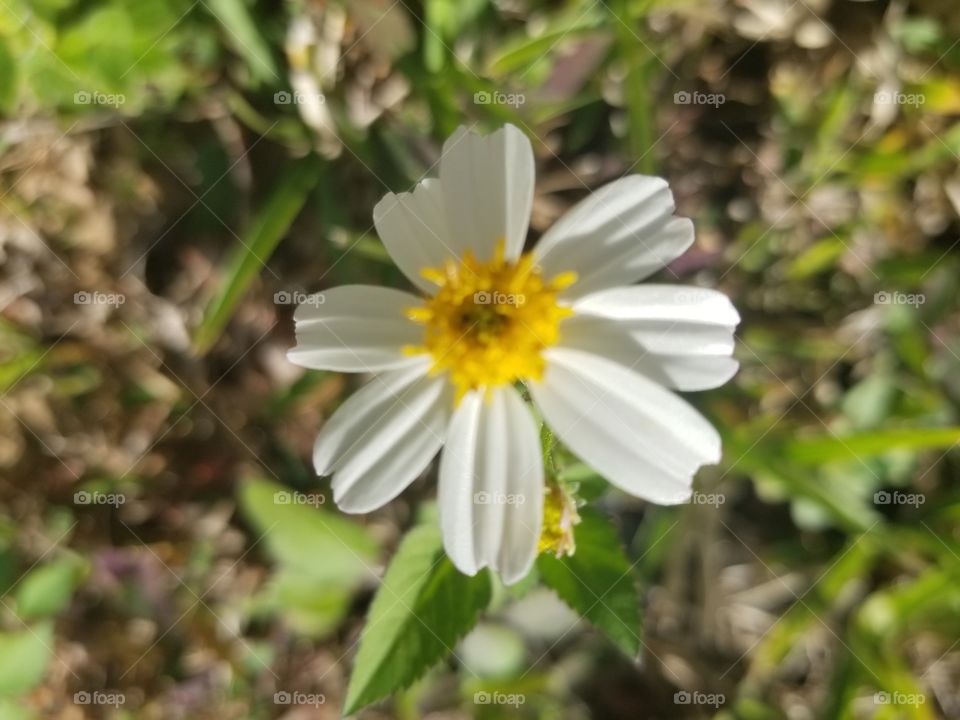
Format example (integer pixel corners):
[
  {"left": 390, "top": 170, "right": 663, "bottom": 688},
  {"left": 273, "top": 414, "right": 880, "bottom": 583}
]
[
  {"left": 572, "top": 285, "right": 738, "bottom": 356},
  {"left": 557, "top": 285, "right": 740, "bottom": 390},
  {"left": 533, "top": 176, "right": 694, "bottom": 299},
  {"left": 373, "top": 179, "right": 456, "bottom": 294},
  {"left": 530, "top": 348, "right": 721, "bottom": 504},
  {"left": 439, "top": 124, "right": 535, "bottom": 262},
  {"left": 496, "top": 389, "right": 545, "bottom": 583},
  {"left": 558, "top": 315, "right": 739, "bottom": 391},
  {"left": 287, "top": 285, "right": 424, "bottom": 372},
  {"left": 313, "top": 360, "right": 430, "bottom": 473},
  {"left": 312, "top": 359, "right": 452, "bottom": 514},
  {"left": 438, "top": 387, "right": 543, "bottom": 584},
  {"left": 573, "top": 285, "right": 740, "bottom": 325},
  {"left": 437, "top": 392, "right": 483, "bottom": 575}
]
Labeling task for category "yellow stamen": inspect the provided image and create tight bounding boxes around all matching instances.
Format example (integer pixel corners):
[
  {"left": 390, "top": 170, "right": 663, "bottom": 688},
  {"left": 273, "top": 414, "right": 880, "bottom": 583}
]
[
  {"left": 407, "top": 240, "right": 575, "bottom": 401},
  {"left": 405, "top": 307, "right": 434, "bottom": 323},
  {"left": 419, "top": 267, "right": 447, "bottom": 285}
]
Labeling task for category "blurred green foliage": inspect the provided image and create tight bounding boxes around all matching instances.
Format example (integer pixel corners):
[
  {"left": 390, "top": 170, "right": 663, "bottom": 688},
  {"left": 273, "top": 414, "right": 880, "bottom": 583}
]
[{"left": 0, "top": 0, "right": 959, "bottom": 718}]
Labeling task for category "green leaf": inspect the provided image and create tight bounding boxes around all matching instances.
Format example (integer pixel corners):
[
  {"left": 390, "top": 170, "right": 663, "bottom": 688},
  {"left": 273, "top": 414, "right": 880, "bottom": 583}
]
[
  {"left": 0, "top": 698, "right": 35, "bottom": 720},
  {"left": 344, "top": 525, "right": 492, "bottom": 715},
  {"left": 0, "top": 321, "right": 44, "bottom": 394},
  {"left": 891, "top": 16, "right": 943, "bottom": 53},
  {"left": 786, "top": 238, "right": 846, "bottom": 279},
  {"left": 785, "top": 427, "right": 960, "bottom": 464},
  {"left": 842, "top": 373, "right": 897, "bottom": 428},
  {"left": 0, "top": 349, "right": 44, "bottom": 395},
  {"left": 193, "top": 156, "right": 321, "bottom": 354},
  {"left": 0, "top": 36, "right": 18, "bottom": 113},
  {"left": 0, "top": 623, "right": 53, "bottom": 696},
  {"left": 555, "top": 462, "right": 607, "bottom": 501},
  {"left": 857, "top": 567, "right": 959, "bottom": 638},
  {"left": 423, "top": 0, "right": 487, "bottom": 73},
  {"left": 15, "top": 557, "right": 86, "bottom": 620},
  {"left": 269, "top": 570, "right": 353, "bottom": 638},
  {"left": 237, "top": 477, "right": 378, "bottom": 586},
  {"left": 537, "top": 508, "right": 640, "bottom": 656}
]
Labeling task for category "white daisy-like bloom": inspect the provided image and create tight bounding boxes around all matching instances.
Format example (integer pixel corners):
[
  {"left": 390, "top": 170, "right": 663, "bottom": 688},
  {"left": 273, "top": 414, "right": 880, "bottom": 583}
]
[{"left": 287, "top": 124, "right": 739, "bottom": 584}]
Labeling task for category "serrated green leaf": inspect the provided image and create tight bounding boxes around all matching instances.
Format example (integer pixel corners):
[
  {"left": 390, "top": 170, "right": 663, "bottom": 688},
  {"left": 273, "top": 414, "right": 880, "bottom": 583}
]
[
  {"left": 344, "top": 526, "right": 491, "bottom": 715},
  {"left": 537, "top": 508, "right": 640, "bottom": 656},
  {"left": 237, "top": 477, "right": 378, "bottom": 586},
  {"left": 193, "top": 156, "right": 321, "bottom": 354},
  {"left": 0, "top": 623, "right": 53, "bottom": 696}
]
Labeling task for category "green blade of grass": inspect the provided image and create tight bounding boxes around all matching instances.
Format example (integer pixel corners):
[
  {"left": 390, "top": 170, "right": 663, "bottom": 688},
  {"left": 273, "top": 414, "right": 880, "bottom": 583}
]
[
  {"left": 193, "top": 155, "right": 322, "bottom": 354},
  {"left": 786, "top": 427, "right": 960, "bottom": 464},
  {"left": 203, "top": 0, "right": 278, "bottom": 84},
  {"left": 611, "top": 0, "right": 657, "bottom": 173}
]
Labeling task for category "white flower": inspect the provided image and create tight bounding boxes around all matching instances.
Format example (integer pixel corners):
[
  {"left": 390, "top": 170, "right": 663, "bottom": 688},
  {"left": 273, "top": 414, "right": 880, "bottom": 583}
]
[{"left": 287, "top": 124, "right": 739, "bottom": 584}]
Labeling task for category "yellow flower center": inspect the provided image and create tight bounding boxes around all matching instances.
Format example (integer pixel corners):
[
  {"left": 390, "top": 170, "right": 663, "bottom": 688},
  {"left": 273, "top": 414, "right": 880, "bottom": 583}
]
[{"left": 405, "top": 241, "right": 576, "bottom": 401}]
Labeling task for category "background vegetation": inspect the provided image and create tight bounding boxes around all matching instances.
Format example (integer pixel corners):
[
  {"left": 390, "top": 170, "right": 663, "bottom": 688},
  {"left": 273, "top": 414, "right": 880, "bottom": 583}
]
[{"left": 1, "top": 0, "right": 959, "bottom": 717}]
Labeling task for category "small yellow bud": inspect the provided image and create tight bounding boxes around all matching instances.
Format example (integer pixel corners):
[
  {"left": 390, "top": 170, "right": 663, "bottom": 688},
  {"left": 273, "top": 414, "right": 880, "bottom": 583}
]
[{"left": 538, "top": 483, "right": 581, "bottom": 558}]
